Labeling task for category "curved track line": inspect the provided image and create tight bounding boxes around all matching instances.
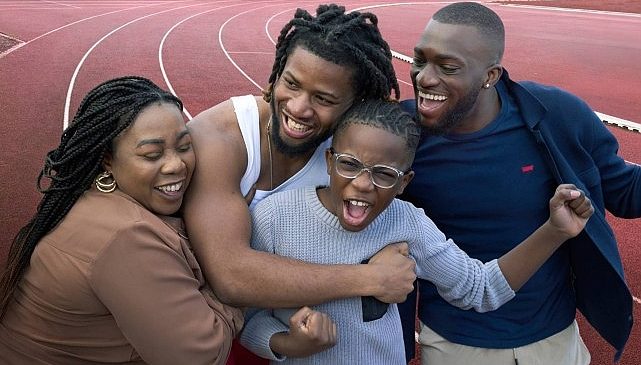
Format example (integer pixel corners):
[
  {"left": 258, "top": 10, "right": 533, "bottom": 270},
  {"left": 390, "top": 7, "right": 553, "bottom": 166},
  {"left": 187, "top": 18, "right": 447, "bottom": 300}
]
[
  {"left": 2, "top": 2, "right": 162, "bottom": 57},
  {"left": 44, "top": 0, "right": 80, "bottom": 9},
  {"left": 63, "top": 2, "right": 205, "bottom": 128},
  {"left": 218, "top": 2, "right": 278, "bottom": 92},
  {"left": 158, "top": 1, "right": 243, "bottom": 120},
  {"left": 499, "top": 4, "right": 641, "bottom": 18},
  {"left": 264, "top": 7, "right": 296, "bottom": 45}
]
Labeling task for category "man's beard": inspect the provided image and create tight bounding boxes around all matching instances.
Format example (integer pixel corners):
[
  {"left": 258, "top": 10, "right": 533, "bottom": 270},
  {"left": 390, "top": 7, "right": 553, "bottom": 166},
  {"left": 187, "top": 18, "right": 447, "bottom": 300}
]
[
  {"left": 269, "top": 98, "right": 334, "bottom": 157},
  {"left": 420, "top": 85, "right": 481, "bottom": 136}
]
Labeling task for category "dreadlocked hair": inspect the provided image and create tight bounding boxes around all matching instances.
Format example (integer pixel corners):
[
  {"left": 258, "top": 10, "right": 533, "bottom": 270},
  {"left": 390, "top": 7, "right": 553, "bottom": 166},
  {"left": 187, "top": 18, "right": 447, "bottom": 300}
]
[
  {"left": 0, "top": 76, "right": 183, "bottom": 319},
  {"left": 264, "top": 4, "right": 399, "bottom": 102},
  {"left": 334, "top": 99, "right": 421, "bottom": 163}
]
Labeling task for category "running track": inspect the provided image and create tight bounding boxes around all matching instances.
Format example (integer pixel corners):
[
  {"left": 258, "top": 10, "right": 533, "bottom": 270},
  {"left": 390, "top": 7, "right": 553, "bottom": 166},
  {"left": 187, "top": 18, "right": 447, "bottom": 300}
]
[{"left": 0, "top": 1, "right": 639, "bottom": 364}]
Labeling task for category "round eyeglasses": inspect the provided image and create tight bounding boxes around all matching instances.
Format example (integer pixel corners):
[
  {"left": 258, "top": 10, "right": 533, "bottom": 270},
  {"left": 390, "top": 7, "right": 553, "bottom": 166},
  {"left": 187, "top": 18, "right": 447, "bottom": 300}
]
[{"left": 329, "top": 148, "right": 409, "bottom": 189}]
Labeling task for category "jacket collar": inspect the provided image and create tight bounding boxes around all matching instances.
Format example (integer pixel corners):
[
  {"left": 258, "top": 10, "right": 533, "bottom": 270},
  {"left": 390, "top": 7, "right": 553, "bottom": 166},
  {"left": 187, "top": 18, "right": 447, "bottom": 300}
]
[{"left": 500, "top": 69, "right": 547, "bottom": 130}]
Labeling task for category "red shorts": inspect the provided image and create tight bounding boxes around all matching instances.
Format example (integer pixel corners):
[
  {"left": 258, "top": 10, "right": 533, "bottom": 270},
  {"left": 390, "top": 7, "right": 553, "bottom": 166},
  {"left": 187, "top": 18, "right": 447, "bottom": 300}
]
[{"left": 226, "top": 339, "right": 269, "bottom": 365}]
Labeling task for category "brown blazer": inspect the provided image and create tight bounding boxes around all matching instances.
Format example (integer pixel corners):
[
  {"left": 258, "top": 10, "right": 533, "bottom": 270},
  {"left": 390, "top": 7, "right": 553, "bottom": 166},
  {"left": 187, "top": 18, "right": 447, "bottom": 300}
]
[{"left": 0, "top": 189, "right": 243, "bottom": 364}]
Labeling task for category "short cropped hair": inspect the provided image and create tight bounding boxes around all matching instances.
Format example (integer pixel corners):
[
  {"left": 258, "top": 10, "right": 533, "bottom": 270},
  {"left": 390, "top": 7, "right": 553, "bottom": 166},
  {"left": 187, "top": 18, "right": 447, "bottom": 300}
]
[{"left": 433, "top": 2, "right": 505, "bottom": 62}]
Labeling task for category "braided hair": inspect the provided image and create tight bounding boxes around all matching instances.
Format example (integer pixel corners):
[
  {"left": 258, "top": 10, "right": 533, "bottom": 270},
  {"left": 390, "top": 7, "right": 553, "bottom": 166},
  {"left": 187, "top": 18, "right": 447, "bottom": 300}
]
[
  {"left": 264, "top": 4, "right": 399, "bottom": 102},
  {"left": 334, "top": 99, "right": 421, "bottom": 164},
  {"left": 0, "top": 76, "right": 183, "bottom": 319}
]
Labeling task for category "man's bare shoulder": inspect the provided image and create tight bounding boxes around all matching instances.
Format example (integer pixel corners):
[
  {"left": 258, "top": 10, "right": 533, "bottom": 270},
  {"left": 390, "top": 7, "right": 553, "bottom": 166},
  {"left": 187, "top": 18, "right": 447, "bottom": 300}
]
[
  {"left": 188, "top": 99, "right": 239, "bottom": 137},
  {"left": 186, "top": 99, "right": 247, "bottom": 181}
]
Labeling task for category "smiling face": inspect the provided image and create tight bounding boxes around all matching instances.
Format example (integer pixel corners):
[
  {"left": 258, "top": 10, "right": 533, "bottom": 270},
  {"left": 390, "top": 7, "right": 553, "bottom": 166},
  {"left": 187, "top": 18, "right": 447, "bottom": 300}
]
[
  {"left": 411, "top": 20, "right": 501, "bottom": 135},
  {"left": 103, "top": 102, "right": 194, "bottom": 216},
  {"left": 270, "top": 46, "right": 356, "bottom": 156},
  {"left": 318, "top": 123, "right": 414, "bottom": 232}
]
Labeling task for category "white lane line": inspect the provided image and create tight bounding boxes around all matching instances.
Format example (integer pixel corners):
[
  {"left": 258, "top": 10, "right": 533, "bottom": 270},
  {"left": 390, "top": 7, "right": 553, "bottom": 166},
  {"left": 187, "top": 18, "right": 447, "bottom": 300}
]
[
  {"left": 0, "top": 32, "right": 24, "bottom": 58},
  {"left": 226, "top": 51, "right": 273, "bottom": 54},
  {"left": 158, "top": 0, "right": 242, "bottom": 120},
  {"left": 265, "top": 7, "right": 296, "bottom": 45},
  {"left": 43, "top": 0, "right": 80, "bottom": 9},
  {"left": 498, "top": 4, "right": 641, "bottom": 18},
  {"left": 218, "top": 2, "right": 279, "bottom": 91},
  {"left": 596, "top": 112, "right": 641, "bottom": 133},
  {"left": 63, "top": 2, "right": 204, "bottom": 128},
  {"left": 2, "top": 2, "right": 164, "bottom": 57}
]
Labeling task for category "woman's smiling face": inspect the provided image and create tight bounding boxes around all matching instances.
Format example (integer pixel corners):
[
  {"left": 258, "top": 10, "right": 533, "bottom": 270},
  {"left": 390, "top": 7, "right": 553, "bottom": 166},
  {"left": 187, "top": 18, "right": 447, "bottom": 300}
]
[{"left": 104, "top": 102, "right": 194, "bottom": 216}]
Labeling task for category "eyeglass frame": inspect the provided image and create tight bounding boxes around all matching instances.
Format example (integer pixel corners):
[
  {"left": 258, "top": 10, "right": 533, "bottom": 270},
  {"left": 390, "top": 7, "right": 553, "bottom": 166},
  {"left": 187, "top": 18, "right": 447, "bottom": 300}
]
[{"left": 328, "top": 147, "right": 411, "bottom": 189}]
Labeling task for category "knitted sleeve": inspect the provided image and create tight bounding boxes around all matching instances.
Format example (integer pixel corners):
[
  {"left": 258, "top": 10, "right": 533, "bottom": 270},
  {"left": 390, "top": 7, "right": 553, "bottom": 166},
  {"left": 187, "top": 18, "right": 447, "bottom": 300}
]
[
  {"left": 406, "top": 204, "right": 515, "bottom": 313},
  {"left": 239, "top": 308, "right": 288, "bottom": 361}
]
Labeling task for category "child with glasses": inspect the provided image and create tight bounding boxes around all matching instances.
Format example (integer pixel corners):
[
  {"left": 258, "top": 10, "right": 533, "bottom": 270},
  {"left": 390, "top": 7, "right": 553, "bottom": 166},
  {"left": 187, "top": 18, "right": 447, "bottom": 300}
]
[{"left": 240, "top": 99, "right": 594, "bottom": 364}]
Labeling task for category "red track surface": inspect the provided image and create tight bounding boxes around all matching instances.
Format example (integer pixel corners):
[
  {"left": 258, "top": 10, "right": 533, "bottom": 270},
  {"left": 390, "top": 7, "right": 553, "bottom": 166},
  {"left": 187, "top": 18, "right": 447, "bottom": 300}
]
[{"left": 1, "top": 1, "right": 639, "bottom": 364}]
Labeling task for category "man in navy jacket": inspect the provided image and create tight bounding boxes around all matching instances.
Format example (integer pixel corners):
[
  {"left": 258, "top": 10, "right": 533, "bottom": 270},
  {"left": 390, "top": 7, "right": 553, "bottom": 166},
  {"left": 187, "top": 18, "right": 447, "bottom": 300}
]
[{"left": 399, "top": 2, "right": 640, "bottom": 364}]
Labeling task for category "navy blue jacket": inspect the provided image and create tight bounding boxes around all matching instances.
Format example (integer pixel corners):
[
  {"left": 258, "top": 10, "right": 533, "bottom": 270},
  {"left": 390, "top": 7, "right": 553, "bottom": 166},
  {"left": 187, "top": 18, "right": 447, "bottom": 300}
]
[{"left": 400, "top": 70, "right": 639, "bottom": 362}]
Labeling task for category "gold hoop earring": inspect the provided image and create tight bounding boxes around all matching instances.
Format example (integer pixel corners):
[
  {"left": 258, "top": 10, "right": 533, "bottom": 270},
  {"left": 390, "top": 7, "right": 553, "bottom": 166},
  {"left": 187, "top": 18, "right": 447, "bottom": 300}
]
[{"left": 95, "top": 171, "right": 116, "bottom": 193}]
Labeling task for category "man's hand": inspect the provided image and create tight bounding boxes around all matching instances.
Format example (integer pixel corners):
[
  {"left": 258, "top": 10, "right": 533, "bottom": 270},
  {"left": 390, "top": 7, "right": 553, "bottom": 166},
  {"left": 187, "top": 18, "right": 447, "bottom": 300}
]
[
  {"left": 270, "top": 307, "right": 337, "bottom": 358},
  {"left": 548, "top": 184, "right": 594, "bottom": 239},
  {"left": 368, "top": 242, "right": 416, "bottom": 303}
]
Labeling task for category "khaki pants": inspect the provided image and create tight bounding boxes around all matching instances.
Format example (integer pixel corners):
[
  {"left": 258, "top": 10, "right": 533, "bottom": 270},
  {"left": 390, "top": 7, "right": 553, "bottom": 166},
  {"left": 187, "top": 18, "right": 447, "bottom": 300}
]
[{"left": 418, "top": 320, "right": 590, "bottom": 365}]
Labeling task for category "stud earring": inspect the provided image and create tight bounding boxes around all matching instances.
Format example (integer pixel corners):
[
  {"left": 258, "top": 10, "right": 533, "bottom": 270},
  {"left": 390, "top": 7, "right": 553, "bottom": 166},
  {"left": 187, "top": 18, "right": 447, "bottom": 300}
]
[
  {"left": 484, "top": 83, "right": 491, "bottom": 89},
  {"left": 95, "top": 171, "right": 116, "bottom": 193}
]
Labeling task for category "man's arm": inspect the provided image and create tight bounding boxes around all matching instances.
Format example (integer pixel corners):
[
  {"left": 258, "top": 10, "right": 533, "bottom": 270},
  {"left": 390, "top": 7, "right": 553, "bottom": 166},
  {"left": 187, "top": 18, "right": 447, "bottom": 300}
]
[
  {"left": 183, "top": 100, "right": 415, "bottom": 308},
  {"left": 583, "top": 107, "right": 641, "bottom": 218}
]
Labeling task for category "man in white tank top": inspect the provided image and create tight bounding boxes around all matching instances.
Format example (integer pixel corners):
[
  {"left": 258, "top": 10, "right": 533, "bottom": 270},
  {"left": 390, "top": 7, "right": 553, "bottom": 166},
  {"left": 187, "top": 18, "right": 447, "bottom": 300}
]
[
  {"left": 183, "top": 5, "right": 415, "bottom": 347},
  {"left": 231, "top": 94, "right": 331, "bottom": 211}
]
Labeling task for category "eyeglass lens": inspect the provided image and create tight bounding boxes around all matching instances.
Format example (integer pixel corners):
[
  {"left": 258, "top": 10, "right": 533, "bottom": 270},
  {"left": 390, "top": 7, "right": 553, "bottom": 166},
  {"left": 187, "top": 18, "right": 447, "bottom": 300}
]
[{"left": 335, "top": 155, "right": 400, "bottom": 188}]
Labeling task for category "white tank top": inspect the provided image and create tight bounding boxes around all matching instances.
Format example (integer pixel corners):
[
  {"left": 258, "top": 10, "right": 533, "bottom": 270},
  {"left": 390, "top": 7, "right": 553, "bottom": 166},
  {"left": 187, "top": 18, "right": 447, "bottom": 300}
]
[{"left": 231, "top": 95, "right": 331, "bottom": 211}]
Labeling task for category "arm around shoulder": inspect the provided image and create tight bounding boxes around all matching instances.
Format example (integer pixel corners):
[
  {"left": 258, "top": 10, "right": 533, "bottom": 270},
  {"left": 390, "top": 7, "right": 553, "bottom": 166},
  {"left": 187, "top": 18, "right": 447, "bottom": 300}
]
[{"left": 184, "top": 101, "right": 264, "bottom": 304}]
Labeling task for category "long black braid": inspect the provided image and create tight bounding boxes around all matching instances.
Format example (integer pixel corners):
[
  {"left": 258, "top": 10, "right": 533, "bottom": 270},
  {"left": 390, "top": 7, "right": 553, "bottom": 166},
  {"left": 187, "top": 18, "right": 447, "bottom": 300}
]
[
  {"left": 264, "top": 4, "right": 399, "bottom": 102},
  {"left": 0, "top": 76, "right": 182, "bottom": 319},
  {"left": 333, "top": 99, "right": 421, "bottom": 164}
]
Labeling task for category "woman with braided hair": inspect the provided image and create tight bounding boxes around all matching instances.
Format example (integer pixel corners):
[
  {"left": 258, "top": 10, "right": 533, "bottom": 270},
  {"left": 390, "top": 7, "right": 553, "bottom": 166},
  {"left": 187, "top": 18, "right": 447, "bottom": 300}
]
[
  {"left": 0, "top": 76, "right": 242, "bottom": 364},
  {"left": 185, "top": 5, "right": 414, "bottom": 363}
]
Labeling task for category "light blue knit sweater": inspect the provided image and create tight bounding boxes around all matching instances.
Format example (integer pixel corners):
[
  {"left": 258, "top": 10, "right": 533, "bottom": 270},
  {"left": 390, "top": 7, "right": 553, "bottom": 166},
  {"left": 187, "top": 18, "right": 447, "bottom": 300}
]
[{"left": 241, "top": 186, "right": 514, "bottom": 364}]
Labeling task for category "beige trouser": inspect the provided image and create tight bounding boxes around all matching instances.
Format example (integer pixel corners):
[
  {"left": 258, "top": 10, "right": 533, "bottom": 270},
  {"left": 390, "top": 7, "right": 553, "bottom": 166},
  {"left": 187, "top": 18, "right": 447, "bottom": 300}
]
[{"left": 418, "top": 320, "right": 590, "bottom": 365}]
